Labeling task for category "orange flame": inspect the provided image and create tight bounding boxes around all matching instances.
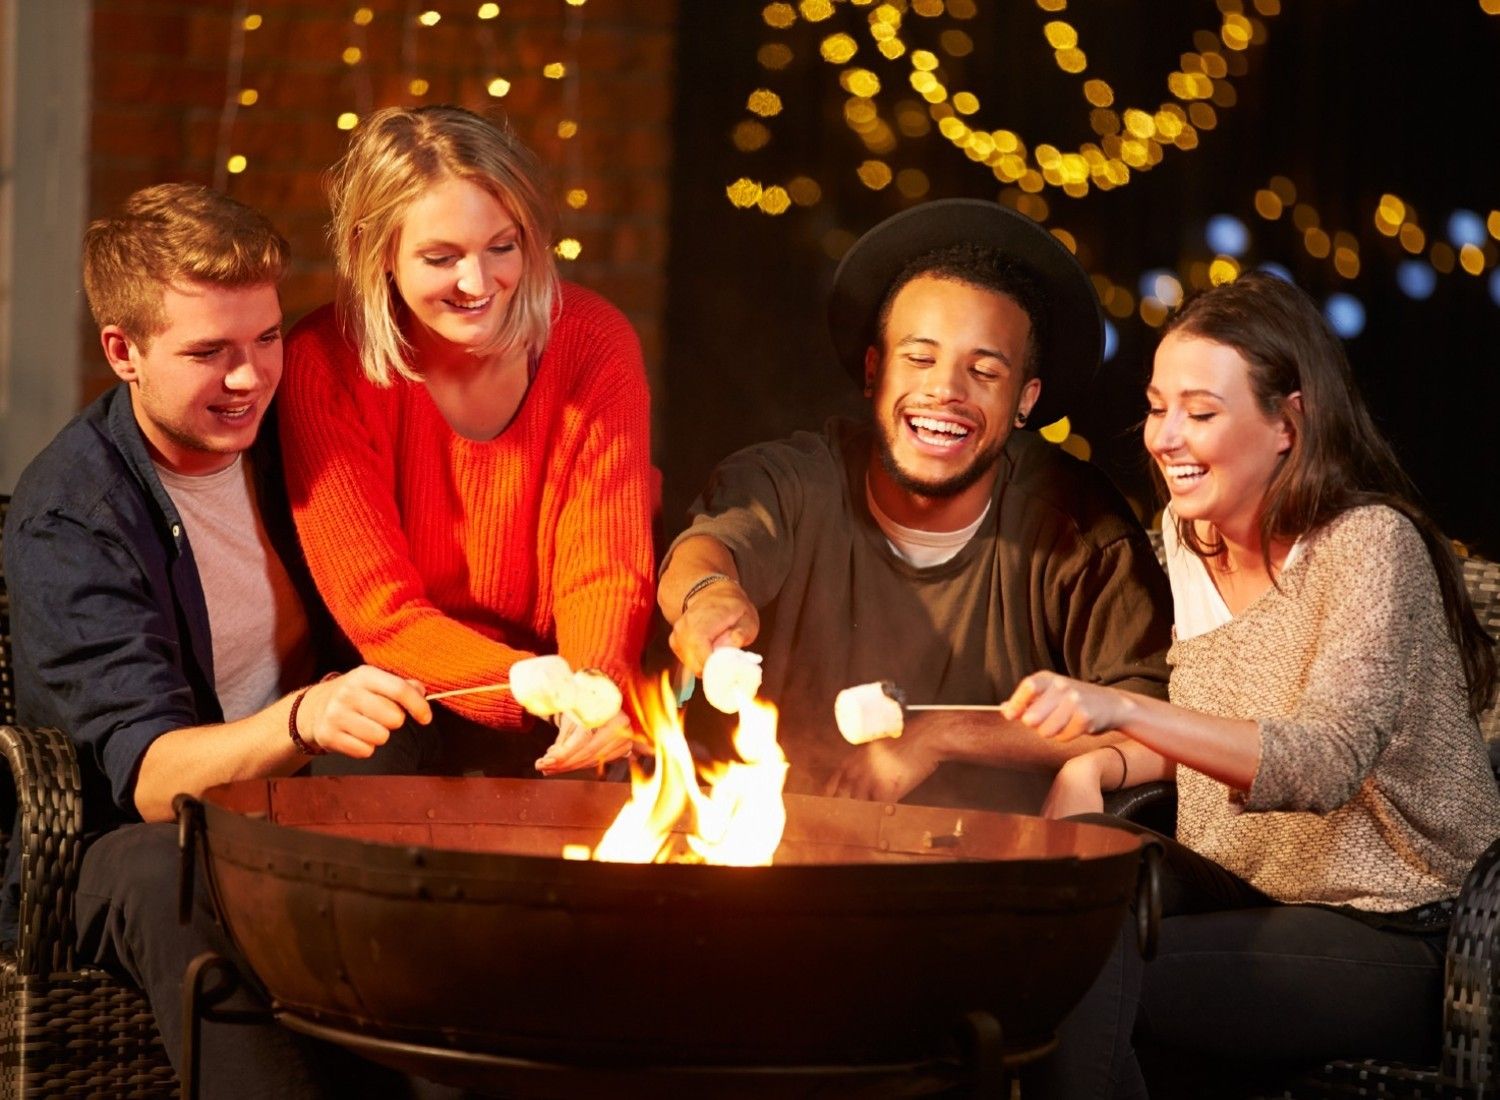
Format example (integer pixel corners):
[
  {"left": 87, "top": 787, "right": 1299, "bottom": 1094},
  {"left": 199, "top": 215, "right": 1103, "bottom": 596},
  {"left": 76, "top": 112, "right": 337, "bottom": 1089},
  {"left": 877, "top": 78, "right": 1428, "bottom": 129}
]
[{"left": 591, "top": 673, "right": 788, "bottom": 866}]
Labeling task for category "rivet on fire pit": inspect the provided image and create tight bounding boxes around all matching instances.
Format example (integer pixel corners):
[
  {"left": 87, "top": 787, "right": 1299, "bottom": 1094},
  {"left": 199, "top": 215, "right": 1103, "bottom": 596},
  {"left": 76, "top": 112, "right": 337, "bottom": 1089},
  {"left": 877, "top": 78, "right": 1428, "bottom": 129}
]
[
  {"left": 883, "top": 804, "right": 896, "bottom": 816},
  {"left": 426, "top": 809, "right": 436, "bottom": 820}
]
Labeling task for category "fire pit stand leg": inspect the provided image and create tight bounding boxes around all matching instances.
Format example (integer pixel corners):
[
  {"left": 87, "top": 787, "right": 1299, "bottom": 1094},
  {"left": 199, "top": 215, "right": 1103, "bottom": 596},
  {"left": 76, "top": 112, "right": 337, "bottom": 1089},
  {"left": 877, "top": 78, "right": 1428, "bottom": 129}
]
[
  {"left": 957, "top": 1009, "right": 1009, "bottom": 1095},
  {"left": 181, "top": 950, "right": 274, "bottom": 1100}
]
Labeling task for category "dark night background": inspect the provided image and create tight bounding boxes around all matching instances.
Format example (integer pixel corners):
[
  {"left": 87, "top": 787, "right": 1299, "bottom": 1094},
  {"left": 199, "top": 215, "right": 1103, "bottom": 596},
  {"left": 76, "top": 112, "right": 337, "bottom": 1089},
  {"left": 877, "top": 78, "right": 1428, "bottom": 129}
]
[{"left": 660, "top": 1, "right": 1500, "bottom": 557}]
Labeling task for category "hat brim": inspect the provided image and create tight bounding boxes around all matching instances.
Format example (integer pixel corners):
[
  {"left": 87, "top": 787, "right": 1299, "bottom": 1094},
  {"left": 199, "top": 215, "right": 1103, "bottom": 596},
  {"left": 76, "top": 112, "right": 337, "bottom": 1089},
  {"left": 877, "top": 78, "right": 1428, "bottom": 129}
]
[{"left": 828, "top": 199, "right": 1103, "bottom": 429}]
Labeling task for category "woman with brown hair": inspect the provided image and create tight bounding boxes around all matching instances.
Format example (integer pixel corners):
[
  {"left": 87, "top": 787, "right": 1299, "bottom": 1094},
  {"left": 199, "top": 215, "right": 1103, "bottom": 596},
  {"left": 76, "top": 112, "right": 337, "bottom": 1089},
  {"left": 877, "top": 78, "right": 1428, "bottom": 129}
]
[
  {"left": 1010, "top": 271, "right": 1499, "bottom": 1096},
  {"left": 280, "top": 105, "right": 654, "bottom": 778}
]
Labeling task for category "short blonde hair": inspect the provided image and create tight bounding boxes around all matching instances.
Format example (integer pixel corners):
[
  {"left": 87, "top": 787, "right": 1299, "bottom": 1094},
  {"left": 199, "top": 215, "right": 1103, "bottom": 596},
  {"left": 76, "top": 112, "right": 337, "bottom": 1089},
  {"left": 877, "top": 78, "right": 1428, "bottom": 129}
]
[
  {"left": 328, "top": 105, "right": 559, "bottom": 386},
  {"left": 82, "top": 183, "right": 289, "bottom": 348}
]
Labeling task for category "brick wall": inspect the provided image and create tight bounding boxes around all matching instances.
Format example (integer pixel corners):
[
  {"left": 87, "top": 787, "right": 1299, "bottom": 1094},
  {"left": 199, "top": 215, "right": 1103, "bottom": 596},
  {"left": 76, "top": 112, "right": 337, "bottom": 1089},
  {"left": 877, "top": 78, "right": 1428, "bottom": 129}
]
[{"left": 85, "top": 0, "right": 676, "bottom": 422}]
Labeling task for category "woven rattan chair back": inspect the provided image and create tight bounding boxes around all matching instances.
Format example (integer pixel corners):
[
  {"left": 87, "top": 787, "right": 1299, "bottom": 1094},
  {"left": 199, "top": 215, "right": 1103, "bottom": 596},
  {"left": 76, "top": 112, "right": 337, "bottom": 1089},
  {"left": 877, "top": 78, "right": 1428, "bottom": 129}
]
[{"left": 0, "top": 494, "right": 179, "bottom": 1097}]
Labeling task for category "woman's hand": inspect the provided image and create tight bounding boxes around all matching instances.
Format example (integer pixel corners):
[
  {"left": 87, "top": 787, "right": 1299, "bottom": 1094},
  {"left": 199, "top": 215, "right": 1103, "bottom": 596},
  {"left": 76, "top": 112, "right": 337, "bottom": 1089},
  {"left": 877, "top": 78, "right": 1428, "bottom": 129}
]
[
  {"left": 1041, "top": 753, "right": 1109, "bottom": 819},
  {"left": 536, "top": 710, "right": 634, "bottom": 775},
  {"left": 1001, "top": 671, "right": 1133, "bottom": 743},
  {"left": 300, "top": 665, "right": 432, "bottom": 758}
]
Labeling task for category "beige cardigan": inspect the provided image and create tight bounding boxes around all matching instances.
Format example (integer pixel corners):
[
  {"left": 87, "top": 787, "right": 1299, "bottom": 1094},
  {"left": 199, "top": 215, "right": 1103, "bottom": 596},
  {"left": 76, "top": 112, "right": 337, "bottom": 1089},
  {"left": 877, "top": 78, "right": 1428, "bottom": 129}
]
[{"left": 1170, "top": 505, "right": 1499, "bottom": 911}]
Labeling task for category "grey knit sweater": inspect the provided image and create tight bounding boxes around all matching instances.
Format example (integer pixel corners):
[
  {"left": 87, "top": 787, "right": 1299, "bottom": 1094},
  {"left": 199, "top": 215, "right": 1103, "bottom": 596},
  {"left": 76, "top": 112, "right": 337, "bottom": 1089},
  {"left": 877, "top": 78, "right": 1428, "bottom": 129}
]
[{"left": 1170, "top": 505, "right": 1499, "bottom": 911}]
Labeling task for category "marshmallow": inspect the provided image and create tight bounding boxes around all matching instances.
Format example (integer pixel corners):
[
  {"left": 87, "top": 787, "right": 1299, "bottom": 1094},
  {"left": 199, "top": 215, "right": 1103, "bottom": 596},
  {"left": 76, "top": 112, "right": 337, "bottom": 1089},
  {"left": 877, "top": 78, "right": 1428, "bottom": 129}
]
[
  {"left": 834, "top": 681, "right": 906, "bottom": 744},
  {"left": 509, "top": 655, "right": 576, "bottom": 718},
  {"left": 568, "top": 668, "right": 623, "bottom": 728},
  {"left": 702, "top": 647, "right": 764, "bottom": 714}
]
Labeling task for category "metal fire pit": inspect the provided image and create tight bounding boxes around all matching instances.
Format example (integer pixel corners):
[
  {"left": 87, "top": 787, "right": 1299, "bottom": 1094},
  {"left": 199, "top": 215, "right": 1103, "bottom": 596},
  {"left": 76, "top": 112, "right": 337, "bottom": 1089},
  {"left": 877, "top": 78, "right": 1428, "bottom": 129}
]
[{"left": 181, "top": 776, "right": 1152, "bottom": 1096}]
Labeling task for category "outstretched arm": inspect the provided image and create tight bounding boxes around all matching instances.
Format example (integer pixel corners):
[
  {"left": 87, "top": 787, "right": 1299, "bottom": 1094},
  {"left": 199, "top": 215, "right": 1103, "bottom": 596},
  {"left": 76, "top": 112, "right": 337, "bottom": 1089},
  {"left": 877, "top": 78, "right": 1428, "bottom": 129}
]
[{"left": 133, "top": 666, "right": 432, "bottom": 822}]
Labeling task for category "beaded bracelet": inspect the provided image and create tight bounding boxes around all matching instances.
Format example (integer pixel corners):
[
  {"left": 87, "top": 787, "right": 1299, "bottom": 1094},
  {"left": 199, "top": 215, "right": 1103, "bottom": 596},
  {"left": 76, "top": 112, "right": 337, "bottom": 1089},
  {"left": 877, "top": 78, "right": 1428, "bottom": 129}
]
[
  {"left": 288, "top": 686, "right": 326, "bottom": 756},
  {"left": 680, "top": 572, "right": 732, "bottom": 616}
]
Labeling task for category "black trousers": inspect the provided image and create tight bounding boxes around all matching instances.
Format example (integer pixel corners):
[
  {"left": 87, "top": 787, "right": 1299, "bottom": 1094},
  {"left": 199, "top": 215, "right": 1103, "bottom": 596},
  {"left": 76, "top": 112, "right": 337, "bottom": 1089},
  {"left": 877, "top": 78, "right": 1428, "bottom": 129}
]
[{"left": 1024, "top": 816, "right": 1447, "bottom": 1100}]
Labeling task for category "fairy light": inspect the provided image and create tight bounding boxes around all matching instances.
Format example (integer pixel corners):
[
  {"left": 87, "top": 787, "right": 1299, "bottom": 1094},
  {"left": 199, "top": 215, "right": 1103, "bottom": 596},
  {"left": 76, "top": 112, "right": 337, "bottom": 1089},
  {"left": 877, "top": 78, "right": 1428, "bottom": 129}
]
[
  {"left": 557, "top": 120, "right": 578, "bottom": 138},
  {"left": 544, "top": 62, "right": 566, "bottom": 78},
  {"left": 478, "top": 3, "right": 500, "bottom": 17},
  {"left": 554, "top": 238, "right": 582, "bottom": 260},
  {"left": 353, "top": 7, "right": 374, "bottom": 24},
  {"left": 343, "top": 46, "right": 362, "bottom": 65},
  {"left": 566, "top": 189, "right": 588, "bottom": 209},
  {"left": 417, "top": 10, "right": 441, "bottom": 26},
  {"left": 214, "top": 0, "right": 253, "bottom": 191},
  {"left": 237, "top": 89, "right": 258, "bottom": 106},
  {"left": 337, "top": 112, "right": 359, "bottom": 130},
  {"left": 487, "top": 78, "right": 510, "bottom": 97},
  {"left": 410, "top": 78, "right": 430, "bottom": 95}
]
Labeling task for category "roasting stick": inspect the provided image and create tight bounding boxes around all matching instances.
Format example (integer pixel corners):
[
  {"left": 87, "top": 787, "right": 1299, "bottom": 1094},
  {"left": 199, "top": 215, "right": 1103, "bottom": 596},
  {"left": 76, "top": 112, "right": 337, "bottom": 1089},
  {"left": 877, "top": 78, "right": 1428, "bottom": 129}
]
[
  {"left": 906, "top": 704, "right": 1007, "bottom": 712},
  {"left": 425, "top": 682, "right": 512, "bottom": 702}
]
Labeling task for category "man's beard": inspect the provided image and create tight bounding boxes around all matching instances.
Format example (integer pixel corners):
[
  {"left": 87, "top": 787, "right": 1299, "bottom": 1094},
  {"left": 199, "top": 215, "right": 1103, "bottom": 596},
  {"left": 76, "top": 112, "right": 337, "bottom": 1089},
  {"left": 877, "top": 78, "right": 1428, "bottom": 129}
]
[{"left": 874, "top": 417, "right": 1007, "bottom": 500}]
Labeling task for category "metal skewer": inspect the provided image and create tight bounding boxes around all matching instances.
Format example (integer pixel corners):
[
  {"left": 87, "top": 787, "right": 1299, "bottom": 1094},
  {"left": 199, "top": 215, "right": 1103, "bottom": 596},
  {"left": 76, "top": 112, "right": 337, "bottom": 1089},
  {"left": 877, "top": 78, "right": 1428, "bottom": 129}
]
[{"left": 906, "top": 704, "right": 1008, "bottom": 712}]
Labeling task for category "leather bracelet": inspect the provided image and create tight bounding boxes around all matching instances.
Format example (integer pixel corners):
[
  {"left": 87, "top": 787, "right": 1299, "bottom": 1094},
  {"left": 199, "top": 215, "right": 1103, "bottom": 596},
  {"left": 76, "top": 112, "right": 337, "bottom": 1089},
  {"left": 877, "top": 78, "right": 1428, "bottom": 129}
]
[
  {"left": 1103, "top": 744, "right": 1128, "bottom": 792},
  {"left": 288, "top": 686, "right": 326, "bottom": 756},
  {"left": 680, "top": 572, "right": 732, "bottom": 616}
]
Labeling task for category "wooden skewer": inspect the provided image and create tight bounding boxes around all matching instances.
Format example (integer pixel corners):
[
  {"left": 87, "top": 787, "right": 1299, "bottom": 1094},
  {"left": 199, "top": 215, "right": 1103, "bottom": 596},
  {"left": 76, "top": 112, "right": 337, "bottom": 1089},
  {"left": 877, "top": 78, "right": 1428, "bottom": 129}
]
[{"left": 425, "top": 682, "right": 513, "bottom": 702}]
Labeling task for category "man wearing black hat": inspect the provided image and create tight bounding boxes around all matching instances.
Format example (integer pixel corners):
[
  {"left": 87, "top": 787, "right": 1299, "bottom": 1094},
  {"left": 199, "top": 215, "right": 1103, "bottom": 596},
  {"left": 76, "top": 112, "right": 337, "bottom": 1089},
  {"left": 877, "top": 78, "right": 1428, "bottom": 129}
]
[{"left": 659, "top": 200, "right": 1172, "bottom": 810}]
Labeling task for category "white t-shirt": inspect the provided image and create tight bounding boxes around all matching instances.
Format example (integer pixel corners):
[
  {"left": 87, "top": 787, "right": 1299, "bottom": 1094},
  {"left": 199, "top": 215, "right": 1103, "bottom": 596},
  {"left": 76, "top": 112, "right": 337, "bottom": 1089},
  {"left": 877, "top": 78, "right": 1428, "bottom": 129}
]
[
  {"left": 1161, "top": 507, "right": 1302, "bottom": 639},
  {"left": 866, "top": 476, "right": 991, "bottom": 568},
  {"left": 155, "top": 455, "right": 314, "bottom": 721}
]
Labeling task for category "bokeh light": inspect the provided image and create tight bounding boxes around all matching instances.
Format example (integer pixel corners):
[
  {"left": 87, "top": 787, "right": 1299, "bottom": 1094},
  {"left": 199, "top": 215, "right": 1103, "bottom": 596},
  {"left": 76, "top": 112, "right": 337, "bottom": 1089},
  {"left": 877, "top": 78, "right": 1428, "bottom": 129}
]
[{"left": 1324, "top": 293, "right": 1365, "bottom": 338}]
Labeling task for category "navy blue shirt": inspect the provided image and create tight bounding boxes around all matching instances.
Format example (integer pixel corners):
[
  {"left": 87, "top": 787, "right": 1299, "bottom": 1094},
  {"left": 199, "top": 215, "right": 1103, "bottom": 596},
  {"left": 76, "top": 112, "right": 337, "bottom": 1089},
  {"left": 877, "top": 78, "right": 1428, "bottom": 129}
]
[{"left": 1, "top": 385, "right": 342, "bottom": 936}]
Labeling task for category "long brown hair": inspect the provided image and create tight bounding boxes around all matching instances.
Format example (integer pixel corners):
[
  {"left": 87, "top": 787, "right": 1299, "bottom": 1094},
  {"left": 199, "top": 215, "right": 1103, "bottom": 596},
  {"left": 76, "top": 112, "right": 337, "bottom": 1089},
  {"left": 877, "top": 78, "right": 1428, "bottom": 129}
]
[{"left": 1159, "top": 271, "right": 1496, "bottom": 715}]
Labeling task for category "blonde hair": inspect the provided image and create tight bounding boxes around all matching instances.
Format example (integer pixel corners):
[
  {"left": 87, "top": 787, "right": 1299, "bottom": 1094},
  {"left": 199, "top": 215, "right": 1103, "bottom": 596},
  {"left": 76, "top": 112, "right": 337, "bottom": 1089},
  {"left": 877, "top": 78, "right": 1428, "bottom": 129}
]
[
  {"left": 328, "top": 105, "right": 559, "bottom": 386},
  {"left": 81, "top": 183, "right": 289, "bottom": 349}
]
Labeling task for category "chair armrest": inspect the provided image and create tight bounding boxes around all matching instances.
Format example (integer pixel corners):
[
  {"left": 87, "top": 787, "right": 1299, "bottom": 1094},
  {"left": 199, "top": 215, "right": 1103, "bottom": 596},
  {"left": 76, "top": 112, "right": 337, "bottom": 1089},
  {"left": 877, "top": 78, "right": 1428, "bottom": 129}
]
[
  {"left": 1440, "top": 834, "right": 1500, "bottom": 1086},
  {"left": 0, "top": 724, "right": 85, "bottom": 977},
  {"left": 1098, "top": 780, "right": 1176, "bottom": 822}
]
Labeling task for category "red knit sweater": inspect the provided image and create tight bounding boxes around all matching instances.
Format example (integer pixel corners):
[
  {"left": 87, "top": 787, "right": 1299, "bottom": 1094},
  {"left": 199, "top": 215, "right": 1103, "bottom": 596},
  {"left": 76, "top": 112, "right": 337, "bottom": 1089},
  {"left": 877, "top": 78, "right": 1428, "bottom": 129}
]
[{"left": 279, "top": 283, "right": 655, "bottom": 730}]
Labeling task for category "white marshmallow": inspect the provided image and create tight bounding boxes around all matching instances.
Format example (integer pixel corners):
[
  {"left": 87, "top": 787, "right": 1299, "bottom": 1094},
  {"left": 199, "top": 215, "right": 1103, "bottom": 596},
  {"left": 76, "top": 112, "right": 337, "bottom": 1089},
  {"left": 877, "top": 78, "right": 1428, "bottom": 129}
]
[
  {"left": 834, "top": 681, "right": 906, "bottom": 744},
  {"left": 509, "top": 655, "right": 576, "bottom": 718},
  {"left": 567, "top": 669, "right": 623, "bottom": 728},
  {"left": 702, "top": 647, "right": 764, "bottom": 714}
]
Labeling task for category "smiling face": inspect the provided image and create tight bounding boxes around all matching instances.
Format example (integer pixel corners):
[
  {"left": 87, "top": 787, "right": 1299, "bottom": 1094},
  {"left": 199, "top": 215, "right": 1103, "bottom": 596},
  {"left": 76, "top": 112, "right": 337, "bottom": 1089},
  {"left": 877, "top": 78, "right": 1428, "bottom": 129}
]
[
  {"left": 865, "top": 274, "right": 1041, "bottom": 526},
  {"left": 390, "top": 175, "right": 523, "bottom": 356},
  {"left": 103, "top": 280, "right": 283, "bottom": 476},
  {"left": 1145, "top": 331, "right": 1295, "bottom": 543}
]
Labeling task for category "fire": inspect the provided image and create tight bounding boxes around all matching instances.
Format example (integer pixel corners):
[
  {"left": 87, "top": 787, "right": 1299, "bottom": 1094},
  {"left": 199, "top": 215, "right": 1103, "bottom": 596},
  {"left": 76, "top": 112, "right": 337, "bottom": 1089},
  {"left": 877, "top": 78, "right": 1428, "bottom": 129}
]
[{"left": 591, "top": 674, "right": 788, "bottom": 866}]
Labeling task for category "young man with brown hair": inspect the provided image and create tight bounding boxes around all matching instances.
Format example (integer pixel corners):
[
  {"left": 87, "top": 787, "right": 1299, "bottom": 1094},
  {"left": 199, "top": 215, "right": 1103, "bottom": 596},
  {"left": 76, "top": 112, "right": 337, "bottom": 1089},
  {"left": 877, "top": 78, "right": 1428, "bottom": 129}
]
[{"left": 3, "top": 183, "right": 435, "bottom": 1097}]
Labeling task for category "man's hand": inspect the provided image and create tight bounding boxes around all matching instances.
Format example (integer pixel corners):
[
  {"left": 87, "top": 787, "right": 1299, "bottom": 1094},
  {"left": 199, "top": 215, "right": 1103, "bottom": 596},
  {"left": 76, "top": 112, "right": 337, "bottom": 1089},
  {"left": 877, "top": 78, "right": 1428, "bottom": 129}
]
[
  {"left": 299, "top": 665, "right": 432, "bottom": 758},
  {"left": 825, "top": 731, "right": 941, "bottom": 803},
  {"left": 536, "top": 710, "right": 635, "bottom": 775},
  {"left": 1001, "top": 671, "right": 1132, "bottom": 743},
  {"left": 669, "top": 579, "right": 760, "bottom": 677}
]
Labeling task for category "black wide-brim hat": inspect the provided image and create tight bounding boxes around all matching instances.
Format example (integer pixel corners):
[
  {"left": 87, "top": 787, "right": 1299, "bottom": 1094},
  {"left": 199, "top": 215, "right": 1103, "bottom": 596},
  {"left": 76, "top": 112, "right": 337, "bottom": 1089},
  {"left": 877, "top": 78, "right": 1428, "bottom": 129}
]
[{"left": 828, "top": 198, "right": 1103, "bottom": 429}]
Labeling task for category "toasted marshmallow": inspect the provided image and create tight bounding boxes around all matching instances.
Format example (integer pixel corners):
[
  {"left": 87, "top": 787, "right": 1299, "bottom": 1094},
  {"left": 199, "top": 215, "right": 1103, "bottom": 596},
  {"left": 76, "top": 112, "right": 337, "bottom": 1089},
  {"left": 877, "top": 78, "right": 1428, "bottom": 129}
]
[
  {"left": 568, "top": 668, "right": 623, "bottom": 728},
  {"left": 834, "top": 681, "right": 906, "bottom": 744},
  {"left": 509, "top": 655, "right": 576, "bottom": 718},
  {"left": 702, "top": 647, "right": 764, "bottom": 714}
]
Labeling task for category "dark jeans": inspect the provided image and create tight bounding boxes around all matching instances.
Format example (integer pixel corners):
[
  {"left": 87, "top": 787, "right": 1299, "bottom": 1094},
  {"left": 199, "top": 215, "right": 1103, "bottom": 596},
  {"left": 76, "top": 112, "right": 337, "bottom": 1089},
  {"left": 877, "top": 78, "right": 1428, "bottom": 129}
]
[
  {"left": 72, "top": 724, "right": 495, "bottom": 1099},
  {"left": 1024, "top": 816, "right": 1448, "bottom": 1100}
]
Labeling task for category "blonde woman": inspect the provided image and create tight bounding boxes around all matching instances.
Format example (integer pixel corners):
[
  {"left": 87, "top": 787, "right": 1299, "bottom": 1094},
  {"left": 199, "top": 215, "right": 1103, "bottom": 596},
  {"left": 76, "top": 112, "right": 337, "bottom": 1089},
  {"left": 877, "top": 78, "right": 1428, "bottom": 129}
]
[{"left": 281, "top": 105, "right": 654, "bottom": 777}]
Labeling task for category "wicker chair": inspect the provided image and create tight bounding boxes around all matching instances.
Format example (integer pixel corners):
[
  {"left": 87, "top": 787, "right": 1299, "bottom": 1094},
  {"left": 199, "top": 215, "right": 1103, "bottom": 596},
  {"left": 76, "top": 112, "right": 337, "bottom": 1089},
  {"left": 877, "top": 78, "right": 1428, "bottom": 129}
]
[
  {"left": 0, "top": 493, "right": 180, "bottom": 1097},
  {"left": 1110, "top": 533, "right": 1500, "bottom": 1098}
]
